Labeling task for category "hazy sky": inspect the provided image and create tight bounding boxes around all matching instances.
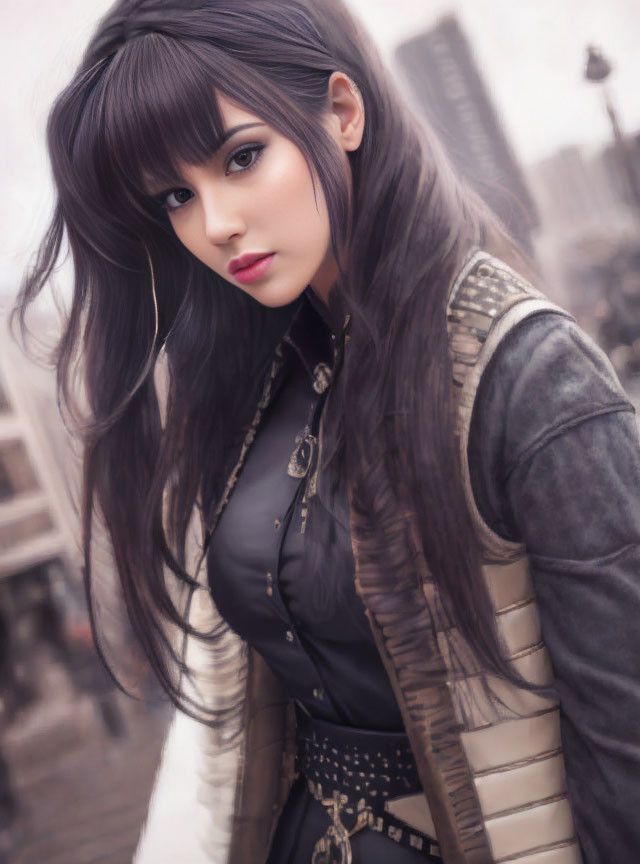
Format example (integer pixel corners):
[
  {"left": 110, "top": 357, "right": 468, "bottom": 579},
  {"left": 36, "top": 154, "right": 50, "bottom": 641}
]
[{"left": 2, "top": 0, "right": 639, "bottom": 287}]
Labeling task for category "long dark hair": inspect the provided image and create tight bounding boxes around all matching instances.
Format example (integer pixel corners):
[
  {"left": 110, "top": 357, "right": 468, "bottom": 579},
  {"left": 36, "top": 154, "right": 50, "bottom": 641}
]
[{"left": 15, "top": 0, "right": 532, "bottom": 723}]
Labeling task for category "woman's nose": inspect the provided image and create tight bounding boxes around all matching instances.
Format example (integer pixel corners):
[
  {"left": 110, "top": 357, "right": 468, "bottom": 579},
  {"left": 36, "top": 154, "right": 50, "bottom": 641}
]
[{"left": 202, "top": 194, "right": 246, "bottom": 246}]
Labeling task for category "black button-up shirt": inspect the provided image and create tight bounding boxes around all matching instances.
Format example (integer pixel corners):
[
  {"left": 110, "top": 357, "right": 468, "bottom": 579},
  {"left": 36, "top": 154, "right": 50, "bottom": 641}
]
[{"left": 207, "top": 289, "right": 404, "bottom": 729}]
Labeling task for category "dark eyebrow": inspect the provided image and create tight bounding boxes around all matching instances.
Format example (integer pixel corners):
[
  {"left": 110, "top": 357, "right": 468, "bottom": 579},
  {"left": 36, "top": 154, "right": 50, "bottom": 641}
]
[{"left": 216, "top": 122, "right": 266, "bottom": 150}]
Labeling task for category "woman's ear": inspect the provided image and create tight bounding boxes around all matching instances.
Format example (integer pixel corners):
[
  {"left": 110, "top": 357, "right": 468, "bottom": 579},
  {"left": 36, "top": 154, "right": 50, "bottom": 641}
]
[{"left": 325, "top": 71, "right": 365, "bottom": 152}]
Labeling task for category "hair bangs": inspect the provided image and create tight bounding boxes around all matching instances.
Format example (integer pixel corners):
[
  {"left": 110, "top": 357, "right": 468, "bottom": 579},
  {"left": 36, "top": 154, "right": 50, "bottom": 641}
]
[{"left": 101, "top": 33, "right": 227, "bottom": 197}]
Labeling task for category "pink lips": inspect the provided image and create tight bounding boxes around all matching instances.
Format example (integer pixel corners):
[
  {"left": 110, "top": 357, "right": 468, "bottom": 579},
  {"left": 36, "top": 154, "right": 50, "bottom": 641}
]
[{"left": 229, "top": 253, "right": 275, "bottom": 285}]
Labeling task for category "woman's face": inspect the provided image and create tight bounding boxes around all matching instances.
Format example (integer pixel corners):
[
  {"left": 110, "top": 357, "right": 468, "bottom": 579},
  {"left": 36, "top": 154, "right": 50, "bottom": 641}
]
[{"left": 148, "top": 92, "right": 341, "bottom": 308}]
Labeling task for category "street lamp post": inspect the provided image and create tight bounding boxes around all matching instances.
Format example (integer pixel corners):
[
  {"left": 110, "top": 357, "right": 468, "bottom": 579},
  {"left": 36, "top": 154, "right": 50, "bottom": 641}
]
[{"left": 585, "top": 45, "right": 640, "bottom": 220}]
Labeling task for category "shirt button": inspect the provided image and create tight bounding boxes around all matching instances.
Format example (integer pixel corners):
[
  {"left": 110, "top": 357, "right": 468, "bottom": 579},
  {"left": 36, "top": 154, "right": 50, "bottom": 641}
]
[
  {"left": 274, "top": 519, "right": 281, "bottom": 529},
  {"left": 285, "top": 630, "right": 294, "bottom": 643},
  {"left": 313, "top": 688, "right": 324, "bottom": 701},
  {"left": 266, "top": 572, "right": 274, "bottom": 597}
]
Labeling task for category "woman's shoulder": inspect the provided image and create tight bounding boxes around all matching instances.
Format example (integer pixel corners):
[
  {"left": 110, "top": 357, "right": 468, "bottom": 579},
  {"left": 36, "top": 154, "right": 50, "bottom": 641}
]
[
  {"left": 451, "top": 252, "right": 635, "bottom": 543},
  {"left": 474, "top": 309, "right": 631, "bottom": 446},
  {"left": 467, "top": 308, "right": 635, "bottom": 541},
  {"left": 448, "top": 250, "right": 631, "bottom": 433}
]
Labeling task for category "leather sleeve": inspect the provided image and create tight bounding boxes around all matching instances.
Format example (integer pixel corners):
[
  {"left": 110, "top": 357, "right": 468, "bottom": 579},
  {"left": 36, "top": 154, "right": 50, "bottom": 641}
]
[{"left": 468, "top": 312, "right": 640, "bottom": 864}]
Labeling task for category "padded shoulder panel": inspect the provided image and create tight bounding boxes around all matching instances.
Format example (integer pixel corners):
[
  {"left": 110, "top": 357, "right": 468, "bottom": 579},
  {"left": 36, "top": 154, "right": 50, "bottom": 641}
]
[{"left": 447, "top": 252, "right": 573, "bottom": 562}]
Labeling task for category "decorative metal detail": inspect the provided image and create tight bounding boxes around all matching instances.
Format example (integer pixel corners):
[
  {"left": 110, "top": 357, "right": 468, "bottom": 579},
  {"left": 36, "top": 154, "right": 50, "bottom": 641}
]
[
  {"left": 311, "top": 791, "right": 369, "bottom": 864},
  {"left": 312, "top": 362, "right": 332, "bottom": 394},
  {"left": 286, "top": 431, "right": 317, "bottom": 479}
]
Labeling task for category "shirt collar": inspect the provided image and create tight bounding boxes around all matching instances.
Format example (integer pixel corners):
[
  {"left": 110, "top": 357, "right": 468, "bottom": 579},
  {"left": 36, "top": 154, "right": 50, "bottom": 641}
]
[{"left": 282, "top": 289, "right": 338, "bottom": 383}]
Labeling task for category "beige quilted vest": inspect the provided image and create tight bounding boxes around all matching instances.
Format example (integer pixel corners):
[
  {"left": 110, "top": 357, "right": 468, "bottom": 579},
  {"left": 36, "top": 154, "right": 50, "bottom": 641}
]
[{"left": 436, "top": 250, "right": 583, "bottom": 863}]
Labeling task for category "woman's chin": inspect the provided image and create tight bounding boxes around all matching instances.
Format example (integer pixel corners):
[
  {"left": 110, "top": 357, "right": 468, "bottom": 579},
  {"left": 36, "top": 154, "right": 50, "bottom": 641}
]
[{"left": 238, "top": 280, "right": 309, "bottom": 309}]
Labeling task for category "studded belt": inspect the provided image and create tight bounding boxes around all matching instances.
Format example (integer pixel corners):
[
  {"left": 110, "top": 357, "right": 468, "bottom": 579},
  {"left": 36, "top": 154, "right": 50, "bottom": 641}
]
[{"left": 295, "top": 706, "right": 441, "bottom": 862}]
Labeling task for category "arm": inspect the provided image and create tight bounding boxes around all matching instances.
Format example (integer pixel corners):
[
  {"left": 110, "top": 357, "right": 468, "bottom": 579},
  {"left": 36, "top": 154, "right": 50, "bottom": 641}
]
[{"left": 469, "top": 312, "right": 640, "bottom": 863}]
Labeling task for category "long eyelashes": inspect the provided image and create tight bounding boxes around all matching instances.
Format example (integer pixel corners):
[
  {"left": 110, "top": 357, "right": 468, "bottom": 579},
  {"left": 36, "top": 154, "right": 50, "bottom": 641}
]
[
  {"left": 155, "top": 142, "right": 266, "bottom": 213},
  {"left": 160, "top": 188, "right": 193, "bottom": 211},
  {"left": 225, "top": 142, "right": 265, "bottom": 175}
]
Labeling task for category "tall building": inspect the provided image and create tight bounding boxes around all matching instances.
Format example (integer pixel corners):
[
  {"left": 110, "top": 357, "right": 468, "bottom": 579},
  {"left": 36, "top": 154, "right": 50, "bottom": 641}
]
[
  {"left": 395, "top": 15, "right": 538, "bottom": 251},
  {"left": 0, "top": 335, "right": 79, "bottom": 584}
]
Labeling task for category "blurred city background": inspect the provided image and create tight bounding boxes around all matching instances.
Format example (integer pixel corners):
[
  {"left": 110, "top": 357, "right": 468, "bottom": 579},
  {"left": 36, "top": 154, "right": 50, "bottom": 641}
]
[{"left": 1, "top": 1, "right": 639, "bottom": 862}]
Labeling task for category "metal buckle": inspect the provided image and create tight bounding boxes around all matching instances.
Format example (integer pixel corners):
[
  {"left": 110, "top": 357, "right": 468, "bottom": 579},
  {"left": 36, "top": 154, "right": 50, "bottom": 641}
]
[{"left": 311, "top": 791, "right": 369, "bottom": 864}]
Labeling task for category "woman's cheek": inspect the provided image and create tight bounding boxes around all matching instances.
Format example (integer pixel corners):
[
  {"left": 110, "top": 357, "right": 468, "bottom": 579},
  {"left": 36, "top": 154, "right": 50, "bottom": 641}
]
[{"left": 171, "top": 211, "right": 208, "bottom": 263}]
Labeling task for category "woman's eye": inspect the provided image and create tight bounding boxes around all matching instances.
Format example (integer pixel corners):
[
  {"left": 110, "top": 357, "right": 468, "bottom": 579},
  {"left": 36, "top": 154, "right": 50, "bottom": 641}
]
[
  {"left": 226, "top": 144, "right": 264, "bottom": 175},
  {"left": 162, "top": 188, "right": 193, "bottom": 211},
  {"left": 156, "top": 144, "right": 264, "bottom": 211}
]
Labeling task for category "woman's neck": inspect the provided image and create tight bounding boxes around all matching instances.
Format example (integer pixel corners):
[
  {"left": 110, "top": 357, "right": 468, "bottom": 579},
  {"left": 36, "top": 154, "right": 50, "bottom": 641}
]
[{"left": 306, "top": 284, "right": 342, "bottom": 336}]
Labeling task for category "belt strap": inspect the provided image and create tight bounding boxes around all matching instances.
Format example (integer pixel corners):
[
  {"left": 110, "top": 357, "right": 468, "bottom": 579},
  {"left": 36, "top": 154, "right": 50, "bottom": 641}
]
[{"left": 295, "top": 707, "right": 441, "bottom": 860}]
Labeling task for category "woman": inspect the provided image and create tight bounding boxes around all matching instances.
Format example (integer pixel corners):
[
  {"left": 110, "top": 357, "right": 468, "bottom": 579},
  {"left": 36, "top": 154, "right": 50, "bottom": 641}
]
[{"left": 14, "top": 1, "right": 640, "bottom": 862}]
